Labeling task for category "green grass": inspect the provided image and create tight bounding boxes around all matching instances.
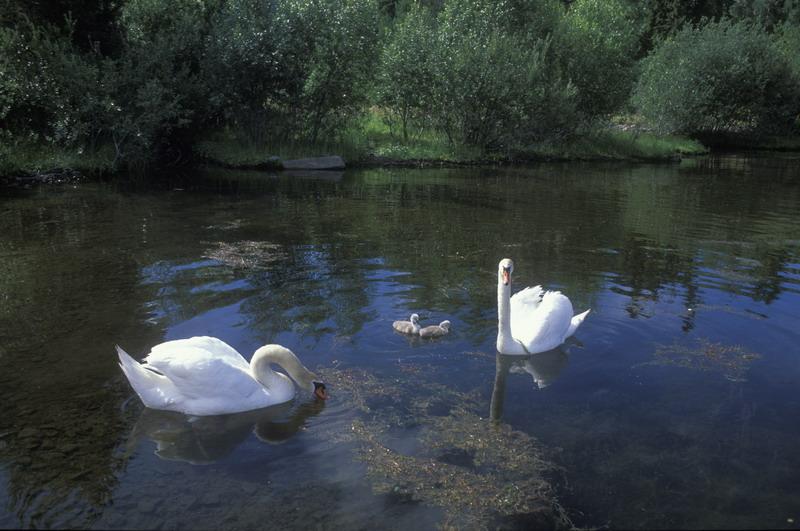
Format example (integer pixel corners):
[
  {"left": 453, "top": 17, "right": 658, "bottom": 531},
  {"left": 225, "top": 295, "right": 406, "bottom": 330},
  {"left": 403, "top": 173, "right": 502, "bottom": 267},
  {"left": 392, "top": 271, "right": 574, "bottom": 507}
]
[
  {"left": 522, "top": 130, "right": 708, "bottom": 161},
  {"left": 0, "top": 141, "right": 114, "bottom": 177},
  {"left": 354, "top": 111, "right": 483, "bottom": 161},
  {"left": 195, "top": 111, "right": 483, "bottom": 167},
  {"left": 1, "top": 113, "right": 713, "bottom": 180},
  {"left": 195, "top": 111, "right": 708, "bottom": 170}
]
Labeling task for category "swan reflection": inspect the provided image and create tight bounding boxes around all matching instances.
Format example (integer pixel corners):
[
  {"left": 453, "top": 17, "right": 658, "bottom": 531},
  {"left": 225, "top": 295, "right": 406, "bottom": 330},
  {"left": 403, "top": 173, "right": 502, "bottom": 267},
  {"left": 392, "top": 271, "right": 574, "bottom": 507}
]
[
  {"left": 130, "top": 400, "right": 325, "bottom": 464},
  {"left": 490, "top": 348, "right": 569, "bottom": 422}
]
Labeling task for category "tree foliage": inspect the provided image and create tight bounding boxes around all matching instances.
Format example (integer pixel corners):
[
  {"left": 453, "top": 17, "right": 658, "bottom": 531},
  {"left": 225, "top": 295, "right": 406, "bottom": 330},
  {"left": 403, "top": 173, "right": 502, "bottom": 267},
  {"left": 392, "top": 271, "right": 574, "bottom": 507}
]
[
  {"left": 2, "top": 0, "right": 800, "bottom": 169},
  {"left": 634, "top": 19, "right": 800, "bottom": 135},
  {"left": 556, "top": 0, "right": 643, "bottom": 119},
  {"left": 376, "top": 0, "right": 577, "bottom": 150}
]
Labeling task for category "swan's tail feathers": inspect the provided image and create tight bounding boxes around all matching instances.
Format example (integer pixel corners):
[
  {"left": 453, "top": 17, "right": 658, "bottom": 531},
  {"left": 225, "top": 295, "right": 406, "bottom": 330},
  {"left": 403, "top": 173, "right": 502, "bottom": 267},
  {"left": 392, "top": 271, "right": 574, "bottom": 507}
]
[
  {"left": 116, "top": 345, "right": 168, "bottom": 409},
  {"left": 566, "top": 309, "right": 591, "bottom": 338}
]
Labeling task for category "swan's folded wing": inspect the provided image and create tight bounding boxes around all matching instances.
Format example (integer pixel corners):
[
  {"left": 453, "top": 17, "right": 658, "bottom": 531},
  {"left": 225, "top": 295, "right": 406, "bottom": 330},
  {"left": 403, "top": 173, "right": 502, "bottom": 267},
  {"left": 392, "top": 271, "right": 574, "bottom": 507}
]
[
  {"left": 510, "top": 285, "right": 544, "bottom": 339},
  {"left": 143, "top": 346, "right": 261, "bottom": 401},
  {"left": 512, "top": 290, "right": 574, "bottom": 353},
  {"left": 148, "top": 336, "right": 245, "bottom": 364}
]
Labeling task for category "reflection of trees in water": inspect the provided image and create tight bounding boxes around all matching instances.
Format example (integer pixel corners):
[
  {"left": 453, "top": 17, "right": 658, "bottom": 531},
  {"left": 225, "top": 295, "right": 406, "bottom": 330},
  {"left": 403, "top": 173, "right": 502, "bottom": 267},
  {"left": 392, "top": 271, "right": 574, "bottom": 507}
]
[
  {"left": 204, "top": 162, "right": 799, "bottom": 340},
  {"left": 241, "top": 245, "right": 375, "bottom": 340},
  {"left": 0, "top": 391, "right": 137, "bottom": 528},
  {"left": 589, "top": 158, "right": 799, "bottom": 329},
  {"left": 2, "top": 158, "right": 798, "bottom": 526},
  {"left": 750, "top": 248, "right": 791, "bottom": 304},
  {"left": 0, "top": 190, "right": 164, "bottom": 528},
  {"left": 610, "top": 235, "right": 694, "bottom": 320},
  {"left": 346, "top": 163, "right": 797, "bottom": 336}
]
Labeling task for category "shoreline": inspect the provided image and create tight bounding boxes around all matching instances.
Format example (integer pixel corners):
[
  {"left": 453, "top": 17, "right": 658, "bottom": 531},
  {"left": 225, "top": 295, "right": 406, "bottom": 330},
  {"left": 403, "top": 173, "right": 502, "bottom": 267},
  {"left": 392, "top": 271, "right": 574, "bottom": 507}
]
[
  {"left": 0, "top": 152, "right": 685, "bottom": 188},
  {"left": 4, "top": 139, "right": 799, "bottom": 189}
]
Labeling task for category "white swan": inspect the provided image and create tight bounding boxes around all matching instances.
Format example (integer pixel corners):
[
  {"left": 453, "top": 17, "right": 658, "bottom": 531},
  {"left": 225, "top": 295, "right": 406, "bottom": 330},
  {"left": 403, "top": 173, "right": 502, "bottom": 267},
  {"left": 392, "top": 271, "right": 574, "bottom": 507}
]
[
  {"left": 419, "top": 320, "right": 451, "bottom": 338},
  {"left": 496, "top": 258, "right": 590, "bottom": 355},
  {"left": 392, "top": 313, "right": 421, "bottom": 335},
  {"left": 117, "top": 336, "right": 327, "bottom": 416}
]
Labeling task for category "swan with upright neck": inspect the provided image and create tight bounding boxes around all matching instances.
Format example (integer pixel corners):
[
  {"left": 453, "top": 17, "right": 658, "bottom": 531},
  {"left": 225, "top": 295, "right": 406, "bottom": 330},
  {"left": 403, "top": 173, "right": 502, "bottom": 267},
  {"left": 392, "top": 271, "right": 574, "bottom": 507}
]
[
  {"left": 496, "top": 258, "right": 590, "bottom": 355},
  {"left": 117, "top": 336, "right": 327, "bottom": 416}
]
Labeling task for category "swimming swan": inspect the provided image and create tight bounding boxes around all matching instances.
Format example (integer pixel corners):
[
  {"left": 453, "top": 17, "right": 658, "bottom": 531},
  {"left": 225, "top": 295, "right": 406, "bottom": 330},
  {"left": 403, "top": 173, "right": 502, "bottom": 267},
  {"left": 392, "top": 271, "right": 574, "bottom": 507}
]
[
  {"left": 392, "top": 313, "right": 421, "bottom": 335},
  {"left": 419, "top": 320, "right": 451, "bottom": 338},
  {"left": 496, "top": 258, "right": 590, "bottom": 355},
  {"left": 117, "top": 336, "right": 327, "bottom": 416}
]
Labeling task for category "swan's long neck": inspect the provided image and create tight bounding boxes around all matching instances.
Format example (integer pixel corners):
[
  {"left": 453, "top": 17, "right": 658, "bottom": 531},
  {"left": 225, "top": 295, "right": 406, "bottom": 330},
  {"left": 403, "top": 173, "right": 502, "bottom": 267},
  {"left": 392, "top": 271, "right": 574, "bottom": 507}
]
[
  {"left": 497, "top": 272, "right": 526, "bottom": 355},
  {"left": 250, "top": 345, "right": 318, "bottom": 393},
  {"left": 496, "top": 277, "right": 515, "bottom": 352}
]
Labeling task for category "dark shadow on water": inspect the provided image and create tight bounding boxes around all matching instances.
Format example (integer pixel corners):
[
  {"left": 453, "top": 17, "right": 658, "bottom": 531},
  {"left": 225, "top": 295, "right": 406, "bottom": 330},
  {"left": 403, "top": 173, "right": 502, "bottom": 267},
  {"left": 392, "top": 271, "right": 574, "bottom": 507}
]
[{"left": 129, "top": 399, "right": 326, "bottom": 464}]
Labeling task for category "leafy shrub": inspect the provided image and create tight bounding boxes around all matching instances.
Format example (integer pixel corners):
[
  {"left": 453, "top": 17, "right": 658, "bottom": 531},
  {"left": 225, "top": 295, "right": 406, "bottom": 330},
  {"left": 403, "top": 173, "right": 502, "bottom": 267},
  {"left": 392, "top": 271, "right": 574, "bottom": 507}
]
[
  {"left": 374, "top": 6, "right": 438, "bottom": 140},
  {"left": 278, "top": 0, "right": 381, "bottom": 143},
  {"left": 0, "top": 19, "right": 98, "bottom": 145},
  {"left": 775, "top": 22, "right": 800, "bottom": 83},
  {"left": 634, "top": 19, "right": 800, "bottom": 135},
  {"left": 426, "top": 0, "right": 577, "bottom": 150},
  {"left": 728, "top": 0, "right": 800, "bottom": 30},
  {"left": 2, "top": 0, "right": 382, "bottom": 168},
  {"left": 554, "top": 0, "right": 643, "bottom": 120},
  {"left": 107, "top": 0, "right": 221, "bottom": 165}
]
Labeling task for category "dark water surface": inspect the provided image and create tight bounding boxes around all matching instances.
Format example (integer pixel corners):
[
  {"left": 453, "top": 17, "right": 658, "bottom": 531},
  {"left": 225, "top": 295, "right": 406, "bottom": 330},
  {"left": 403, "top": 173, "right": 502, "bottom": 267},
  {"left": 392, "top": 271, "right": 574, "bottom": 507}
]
[{"left": 1, "top": 155, "right": 799, "bottom": 529}]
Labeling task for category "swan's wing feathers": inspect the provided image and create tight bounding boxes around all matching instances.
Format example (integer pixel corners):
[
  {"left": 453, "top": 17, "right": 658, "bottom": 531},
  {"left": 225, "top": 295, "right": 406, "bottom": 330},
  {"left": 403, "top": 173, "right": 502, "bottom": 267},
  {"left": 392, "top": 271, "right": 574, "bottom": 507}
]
[
  {"left": 511, "top": 285, "right": 544, "bottom": 307},
  {"left": 143, "top": 346, "right": 259, "bottom": 401},
  {"left": 148, "top": 336, "right": 244, "bottom": 364},
  {"left": 510, "top": 285, "right": 544, "bottom": 338},
  {"left": 512, "top": 290, "right": 575, "bottom": 353}
]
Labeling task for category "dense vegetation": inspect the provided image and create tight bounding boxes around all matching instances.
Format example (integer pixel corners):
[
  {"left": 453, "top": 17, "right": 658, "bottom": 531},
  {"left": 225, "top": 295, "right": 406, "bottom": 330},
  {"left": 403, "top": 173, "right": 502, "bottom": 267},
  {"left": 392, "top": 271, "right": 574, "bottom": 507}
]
[{"left": 1, "top": 0, "right": 799, "bottom": 174}]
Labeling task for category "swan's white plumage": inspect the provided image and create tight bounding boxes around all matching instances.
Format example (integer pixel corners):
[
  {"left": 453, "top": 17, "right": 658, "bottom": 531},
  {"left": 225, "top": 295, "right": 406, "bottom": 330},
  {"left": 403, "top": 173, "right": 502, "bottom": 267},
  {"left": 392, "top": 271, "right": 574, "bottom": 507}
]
[
  {"left": 509, "top": 285, "right": 544, "bottom": 338},
  {"left": 117, "top": 337, "right": 308, "bottom": 416},
  {"left": 497, "top": 259, "right": 589, "bottom": 355},
  {"left": 511, "top": 289, "right": 574, "bottom": 353}
]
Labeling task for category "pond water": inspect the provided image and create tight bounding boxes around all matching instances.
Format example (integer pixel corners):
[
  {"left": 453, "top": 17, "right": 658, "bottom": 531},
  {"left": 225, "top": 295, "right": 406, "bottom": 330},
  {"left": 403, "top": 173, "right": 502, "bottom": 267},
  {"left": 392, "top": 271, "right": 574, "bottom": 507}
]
[{"left": 1, "top": 155, "right": 799, "bottom": 529}]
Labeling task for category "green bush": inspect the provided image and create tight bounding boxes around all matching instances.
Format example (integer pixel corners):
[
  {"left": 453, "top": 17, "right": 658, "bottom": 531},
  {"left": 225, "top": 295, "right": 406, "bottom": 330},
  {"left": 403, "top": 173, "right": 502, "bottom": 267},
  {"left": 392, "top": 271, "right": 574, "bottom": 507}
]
[
  {"left": 427, "top": 0, "right": 577, "bottom": 150},
  {"left": 96, "top": 0, "right": 215, "bottom": 166},
  {"left": 0, "top": 19, "right": 98, "bottom": 145},
  {"left": 375, "top": 6, "right": 438, "bottom": 140},
  {"left": 278, "top": 0, "right": 381, "bottom": 143},
  {"left": 775, "top": 22, "right": 800, "bottom": 83},
  {"left": 634, "top": 19, "right": 800, "bottom": 135},
  {"left": 197, "top": 0, "right": 287, "bottom": 144},
  {"left": 555, "top": 0, "right": 643, "bottom": 120},
  {"left": 728, "top": 0, "right": 800, "bottom": 29}
]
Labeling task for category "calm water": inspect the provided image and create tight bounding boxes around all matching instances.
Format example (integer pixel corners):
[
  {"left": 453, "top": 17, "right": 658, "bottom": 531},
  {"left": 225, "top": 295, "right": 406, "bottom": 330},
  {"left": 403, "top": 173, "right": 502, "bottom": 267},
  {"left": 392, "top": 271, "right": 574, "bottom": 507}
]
[{"left": 1, "top": 155, "right": 799, "bottom": 529}]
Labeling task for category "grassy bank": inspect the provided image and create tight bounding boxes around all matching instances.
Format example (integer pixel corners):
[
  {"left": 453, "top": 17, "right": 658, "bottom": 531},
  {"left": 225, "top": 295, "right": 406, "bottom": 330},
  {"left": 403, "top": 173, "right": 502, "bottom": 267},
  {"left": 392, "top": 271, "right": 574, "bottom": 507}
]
[
  {"left": 0, "top": 115, "right": 759, "bottom": 181},
  {"left": 195, "top": 115, "right": 708, "bottom": 170},
  {"left": 0, "top": 142, "right": 114, "bottom": 181}
]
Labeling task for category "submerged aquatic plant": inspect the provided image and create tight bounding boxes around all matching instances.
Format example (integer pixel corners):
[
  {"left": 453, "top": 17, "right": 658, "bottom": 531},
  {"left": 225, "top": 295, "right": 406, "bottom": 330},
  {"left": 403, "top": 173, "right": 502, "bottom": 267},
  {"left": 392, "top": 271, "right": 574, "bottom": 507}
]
[
  {"left": 646, "top": 338, "right": 761, "bottom": 382},
  {"left": 318, "top": 367, "right": 573, "bottom": 529},
  {"left": 203, "top": 241, "right": 287, "bottom": 270}
]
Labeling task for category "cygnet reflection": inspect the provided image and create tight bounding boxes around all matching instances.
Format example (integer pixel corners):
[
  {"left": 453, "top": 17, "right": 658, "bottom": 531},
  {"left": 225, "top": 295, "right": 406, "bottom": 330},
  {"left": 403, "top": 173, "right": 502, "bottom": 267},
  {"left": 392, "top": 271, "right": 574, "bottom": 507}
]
[
  {"left": 490, "top": 347, "right": 569, "bottom": 422},
  {"left": 129, "top": 399, "right": 326, "bottom": 464}
]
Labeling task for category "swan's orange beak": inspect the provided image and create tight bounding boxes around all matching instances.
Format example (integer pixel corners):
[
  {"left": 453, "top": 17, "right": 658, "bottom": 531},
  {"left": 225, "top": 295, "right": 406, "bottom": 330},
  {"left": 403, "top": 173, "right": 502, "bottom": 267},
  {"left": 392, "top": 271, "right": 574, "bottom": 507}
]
[
  {"left": 314, "top": 382, "right": 328, "bottom": 400},
  {"left": 502, "top": 269, "right": 510, "bottom": 285}
]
